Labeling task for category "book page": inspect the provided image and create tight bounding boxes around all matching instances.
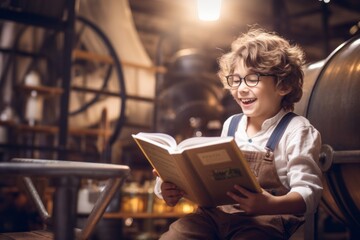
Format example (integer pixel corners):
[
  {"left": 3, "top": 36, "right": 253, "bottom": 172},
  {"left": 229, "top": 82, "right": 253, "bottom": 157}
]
[
  {"left": 132, "top": 137, "right": 194, "bottom": 199},
  {"left": 177, "top": 136, "right": 233, "bottom": 151},
  {"left": 133, "top": 138, "right": 181, "bottom": 180},
  {"left": 134, "top": 132, "right": 177, "bottom": 149},
  {"left": 133, "top": 135, "right": 209, "bottom": 205}
]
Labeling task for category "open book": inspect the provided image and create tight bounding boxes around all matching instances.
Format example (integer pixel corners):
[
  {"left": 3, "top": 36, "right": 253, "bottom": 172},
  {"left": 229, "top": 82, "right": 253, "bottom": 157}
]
[{"left": 132, "top": 132, "right": 262, "bottom": 207}]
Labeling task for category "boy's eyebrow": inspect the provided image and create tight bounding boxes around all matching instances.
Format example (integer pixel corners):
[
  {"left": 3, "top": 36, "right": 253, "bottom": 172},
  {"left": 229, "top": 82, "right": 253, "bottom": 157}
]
[{"left": 231, "top": 71, "right": 256, "bottom": 76}]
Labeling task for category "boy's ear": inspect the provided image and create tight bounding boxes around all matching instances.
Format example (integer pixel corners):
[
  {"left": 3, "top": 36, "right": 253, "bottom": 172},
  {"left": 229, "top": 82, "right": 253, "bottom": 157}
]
[{"left": 278, "top": 86, "right": 292, "bottom": 96}]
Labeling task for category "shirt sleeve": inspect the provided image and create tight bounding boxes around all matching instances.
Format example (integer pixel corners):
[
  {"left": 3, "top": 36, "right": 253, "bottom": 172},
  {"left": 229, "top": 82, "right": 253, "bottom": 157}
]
[
  {"left": 220, "top": 116, "right": 232, "bottom": 137},
  {"left": 154, "top": 176, "right": 164, "bottom": 199},
  {"left": 284, "top": 121, "right": 323, "bottom": 214}
]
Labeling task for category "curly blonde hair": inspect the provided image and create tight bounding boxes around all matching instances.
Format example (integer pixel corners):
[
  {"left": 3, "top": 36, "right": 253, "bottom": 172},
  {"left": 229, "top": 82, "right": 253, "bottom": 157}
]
[{"left": 217, "top": 27, "right": 305, "bottom": 111}]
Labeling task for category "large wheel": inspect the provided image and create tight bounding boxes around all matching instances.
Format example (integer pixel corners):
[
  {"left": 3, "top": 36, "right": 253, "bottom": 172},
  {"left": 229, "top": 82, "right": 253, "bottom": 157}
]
[{"left": 70, "top": 16, "right": 127, "bottom": 161}]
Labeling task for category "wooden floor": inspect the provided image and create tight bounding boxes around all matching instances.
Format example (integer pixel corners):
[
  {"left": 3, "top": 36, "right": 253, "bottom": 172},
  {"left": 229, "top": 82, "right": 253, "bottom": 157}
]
[{"left": 0, "top": 230, "right": 53, "bottom": 240}]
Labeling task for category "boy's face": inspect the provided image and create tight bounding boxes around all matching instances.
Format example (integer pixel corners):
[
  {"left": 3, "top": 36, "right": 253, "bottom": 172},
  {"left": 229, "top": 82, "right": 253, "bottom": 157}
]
[{"left": 230, "top": 61, "right": 288, "bottom": 123}]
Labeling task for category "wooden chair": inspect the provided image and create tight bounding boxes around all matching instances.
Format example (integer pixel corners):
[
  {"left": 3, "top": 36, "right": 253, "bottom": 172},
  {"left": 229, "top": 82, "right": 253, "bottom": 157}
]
[{"left": 0, "top": 158, "right": 130, "bottom": 240}]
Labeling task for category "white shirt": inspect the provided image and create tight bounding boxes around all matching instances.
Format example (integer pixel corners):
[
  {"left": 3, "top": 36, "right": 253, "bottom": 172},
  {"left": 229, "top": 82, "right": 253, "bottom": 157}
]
[{"left": 155, "top": 109, "right": 323, "bottom": 214}]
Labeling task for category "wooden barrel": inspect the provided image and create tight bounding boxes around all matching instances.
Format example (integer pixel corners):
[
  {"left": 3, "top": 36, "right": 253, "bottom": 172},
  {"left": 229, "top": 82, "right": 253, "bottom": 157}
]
[{"left": 295, "top": 35, "right": 360, "bottom": 236}]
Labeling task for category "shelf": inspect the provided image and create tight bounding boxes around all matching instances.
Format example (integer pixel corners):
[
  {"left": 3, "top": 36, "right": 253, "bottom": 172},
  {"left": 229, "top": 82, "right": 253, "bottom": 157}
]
[
  {"left": 103, "top": 212, "right": 188, "bottom": 219},
  {"left": 0, "top": 186, "right": 20, "bottom": 193},
  {"left": 0, "top": 120, "right": 15, "bottom": 127},
  {"left": 0, "top": 121, "right": 112, "bottom": 137},
  {"left": 0, "top": 8, "right": 66, "bottom": 30},
  {"left": 72, "top": 49, "right": 114, "bottom": 64},
  {"left": 72, "top": 49, "right": 167, "bottom": 73},
  {"left": 0, "top": 47, "right": 48, "bottom": 59},
  {"left": 15, "top": 124, "right": 59, "bottom": 135},
  {"left": 17, "top": 84, "right": 64, "bottom": 97},
  {"left": 71, "top": 85, "right": 154, "bottom": 103}
]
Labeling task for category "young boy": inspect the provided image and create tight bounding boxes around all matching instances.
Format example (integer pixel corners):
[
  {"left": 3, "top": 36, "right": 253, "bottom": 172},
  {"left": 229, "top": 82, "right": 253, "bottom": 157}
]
[{"left": 154, "top": 27, "right": 323, "bottom": 239}]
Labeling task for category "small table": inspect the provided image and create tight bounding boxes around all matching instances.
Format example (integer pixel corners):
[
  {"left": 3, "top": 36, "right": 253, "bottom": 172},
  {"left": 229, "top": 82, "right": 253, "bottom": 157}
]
[{"left": 0, "top": 158, "right": 130, "bottom": 240}]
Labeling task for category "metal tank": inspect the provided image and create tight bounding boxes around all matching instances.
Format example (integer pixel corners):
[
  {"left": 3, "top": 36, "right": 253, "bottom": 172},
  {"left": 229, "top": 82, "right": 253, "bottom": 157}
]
[
  {"left": 155, "top": 48, "right": 225, "bottom": 140},
  {"left": 294, "top": 35, "right": 360, "bottom": 237}
]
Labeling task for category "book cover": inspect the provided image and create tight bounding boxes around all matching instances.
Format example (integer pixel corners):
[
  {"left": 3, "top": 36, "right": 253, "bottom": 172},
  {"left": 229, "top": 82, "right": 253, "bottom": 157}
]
[{"left": 132, "top": 132, "right": 261, "bottom": 206}]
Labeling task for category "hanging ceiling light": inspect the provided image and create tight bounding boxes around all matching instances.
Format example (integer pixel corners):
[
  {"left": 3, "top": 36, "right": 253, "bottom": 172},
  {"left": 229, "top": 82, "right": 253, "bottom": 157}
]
[{"left": 197, "top": 0, "right": 222, "bottom": 21}]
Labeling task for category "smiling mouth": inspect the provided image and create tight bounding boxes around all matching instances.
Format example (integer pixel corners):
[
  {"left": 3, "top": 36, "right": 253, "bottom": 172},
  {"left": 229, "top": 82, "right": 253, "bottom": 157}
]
[{"left": 241, "top": 98, "right": 256, "bottom": 105}]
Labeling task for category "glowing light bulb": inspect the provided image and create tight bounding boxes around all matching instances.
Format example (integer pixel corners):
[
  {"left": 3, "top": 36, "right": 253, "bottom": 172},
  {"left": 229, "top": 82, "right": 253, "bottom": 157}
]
[{"left": 197, "top": 0, "right": 222, "bottom": 21}]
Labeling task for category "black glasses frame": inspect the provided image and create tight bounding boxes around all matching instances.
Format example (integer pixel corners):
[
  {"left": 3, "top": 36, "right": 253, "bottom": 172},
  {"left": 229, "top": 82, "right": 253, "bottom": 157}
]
[{"left": 225, "top": 73, "right": 276, "bottom": 88}]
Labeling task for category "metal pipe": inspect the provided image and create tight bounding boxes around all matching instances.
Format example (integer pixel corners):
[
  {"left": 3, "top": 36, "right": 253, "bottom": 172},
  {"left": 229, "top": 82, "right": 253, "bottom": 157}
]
[
  {"left": 57, "top": 0, "right": 75, "bottom": 160},
  {"left": 22, "top": 177, "right": 52, "bottom": 225},
  {"left": 332, "top": 150, "right": 360, "bottom": 164},
  {"left": 319, "top": 144, "right": 360, "bottom": 172},
  {"left": 80, "top": 178, "right": 124, "bottom": 240},
  {"left": 53, "top": 176, "right": 80, "bottom": 240}
]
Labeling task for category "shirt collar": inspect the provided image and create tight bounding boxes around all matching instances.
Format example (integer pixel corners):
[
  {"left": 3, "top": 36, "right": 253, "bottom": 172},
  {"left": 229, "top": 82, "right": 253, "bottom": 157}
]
[
  {"left": 262, "top": 109, "right": 288, "bottom": 130},
  {"left": 241, "top": 109, "right": 289, "bottom": 132}
]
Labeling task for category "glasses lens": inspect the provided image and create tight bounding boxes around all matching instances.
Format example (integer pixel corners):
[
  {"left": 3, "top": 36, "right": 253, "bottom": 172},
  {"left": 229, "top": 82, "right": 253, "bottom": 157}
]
[
  {"left": 227, "top": 75, "right": 240, "bottom": 88},
  {"left": 244, "top": 74, "right": 259, "bottom": 87}
]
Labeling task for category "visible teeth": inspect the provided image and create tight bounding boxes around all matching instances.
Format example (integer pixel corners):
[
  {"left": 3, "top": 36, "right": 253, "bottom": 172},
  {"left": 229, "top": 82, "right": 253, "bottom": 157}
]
[{"left": 241, "top": 98, "right": 256, "bottom": 104}]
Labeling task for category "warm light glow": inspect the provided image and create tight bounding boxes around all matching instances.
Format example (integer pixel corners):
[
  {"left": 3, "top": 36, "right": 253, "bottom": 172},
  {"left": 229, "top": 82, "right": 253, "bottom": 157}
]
[
  {"left": 307, "top": 60, "right": 325, "bottom": 70},
  {"left": 197, "top": 0, "right": 222, "bottom": 21}
]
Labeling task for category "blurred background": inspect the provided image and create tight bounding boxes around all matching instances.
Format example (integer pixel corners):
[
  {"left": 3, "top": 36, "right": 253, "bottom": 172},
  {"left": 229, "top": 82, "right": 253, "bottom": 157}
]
[{"left": 0, "top": 0, "right": 359, "bottom": 239}]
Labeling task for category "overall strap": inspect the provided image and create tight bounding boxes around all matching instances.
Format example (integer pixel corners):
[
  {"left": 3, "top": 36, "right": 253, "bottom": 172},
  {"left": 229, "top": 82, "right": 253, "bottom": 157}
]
[
  {"left": 265, "top": 112, "right": 297, "bottom": 152},
  {"left": 227, "top": 113, "right": 243, "bottom": 137}
]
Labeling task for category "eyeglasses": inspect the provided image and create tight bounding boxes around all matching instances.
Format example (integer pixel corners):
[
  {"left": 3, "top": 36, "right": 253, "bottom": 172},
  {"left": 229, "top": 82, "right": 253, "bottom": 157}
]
[{"left": 225, "top": 73, "right": 276, "bottom": 88}]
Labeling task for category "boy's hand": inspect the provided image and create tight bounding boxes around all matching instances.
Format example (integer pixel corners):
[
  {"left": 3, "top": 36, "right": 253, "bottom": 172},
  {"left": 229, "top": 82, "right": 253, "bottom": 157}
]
[
  {"left": 161, "top": 182, "right": 185, "bottom": 207},
  {"left": 226, "top": 185, "right": 274, "bottom": 215},
  {"left": 226, "top": 185, "right": 306, "bottom": 215}
]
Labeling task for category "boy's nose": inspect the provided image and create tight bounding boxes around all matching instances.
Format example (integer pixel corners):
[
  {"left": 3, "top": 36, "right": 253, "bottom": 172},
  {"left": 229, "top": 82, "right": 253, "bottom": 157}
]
[{"left": 237, "top": 81, "right": 248, "bottom": 92}]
